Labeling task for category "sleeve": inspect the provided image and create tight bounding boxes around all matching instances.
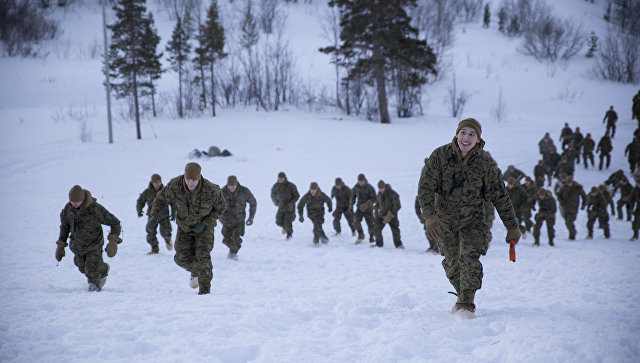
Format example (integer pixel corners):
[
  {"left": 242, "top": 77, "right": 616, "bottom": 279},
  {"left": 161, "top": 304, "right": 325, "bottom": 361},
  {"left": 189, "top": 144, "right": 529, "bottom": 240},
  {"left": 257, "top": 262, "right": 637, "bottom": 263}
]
[
  {"left": 414, "top": 197, "right": 421, "bottom": 217},
  {"left": 96, "top": 204, "right": 121, "bottom": 236},
  {"left": 486, "top": 158, "right": 519, "bottom": 230},
  {"left": 58, "top": 208, "right": 70, "bottom": 243},
  {"left": 247, "top": 190, "right": 257, "bottom": 219},
  {"left": 292, "top": 184, "right": 300, "bottom": 203},
  {"left": 203, "top": 188, "right": 227, "bottom": 230},
  {"left": 417, "top": 150, "right": 442, "bottom": 217},
  {"left": 392, "top": 192, "right": 401, "bottom": 214},
  {"left": 297, "top": 195, "right": 307, "bottom": 215},
  {"left": 271, "top": 184, "right": 278, "bottom": 205},
  {"left": 150, "top": 186, "right": 169, "bottom": 217},
  {"left": 324, "top": 193, "right": 332, "bottom": 211},
  {"left": 136, "top": 190, "right": 146, "bottom": 213}
]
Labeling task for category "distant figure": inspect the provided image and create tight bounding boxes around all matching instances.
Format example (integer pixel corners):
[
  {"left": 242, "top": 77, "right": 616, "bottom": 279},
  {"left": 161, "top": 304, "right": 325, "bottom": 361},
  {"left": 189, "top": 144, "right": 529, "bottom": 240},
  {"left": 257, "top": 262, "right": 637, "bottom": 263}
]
[
  {"left": 331, "top": 177, "right": 356, "bottom": 237},
  {"left": 298, "top": 182, "right": 332, "bottom": 245},
  {"left": 137, "top": 174, "right": 173, "bottom": 255},
  {"left": 533, "top": 188, "right": 557, "bottom": 246},
  {"left": 271, "top": 171, "right": 299, "bottom": 240},
  {"left": 580, "top": 133, "right": 596, "bottom": 169},
  {"left": 373, "top": 180, "right": 403, "bottom": 249},
  {"left": 613, "top": 177, "right": 633, "bottom": 221},
  {"left": 597, "top": 131, "right": 613, "bottom": 170},
  {"left": 538, "top": 132, "right": 556, "bottom": 159},
  {"left": 603, "top": 106, "right": 618, "bottom": 138},
  {"left": 543, "top": 147, "right": 561, "bottom": 186},
  {"left": 632, "top": 91, "right": 640, "bottom": 121},
  {"left": 506, "top": 177, "right": 529, "bottom": 235},
  {"left": 572, "top": 127, "right": 584, "bottom": 162},
  {"left": 562, "top": 143, "right": 579, "bottom": 165},
  {"left": 352, "top": 173, "right": 377, "bottom": 245},
  {"left": 584, "top": 187, "right": 610, "bottom": 240},
  {"left": 625, "top": 137, "right": 640, "bottom": 173},
  {"left": 557, "top": 175, "right": 586, "bottom": 241},
  {"left": 559, "top": 123, "right": 573, "bottom": 150},
  {"left": 503, "top": 165, "right": 526, "bottom": 182}
]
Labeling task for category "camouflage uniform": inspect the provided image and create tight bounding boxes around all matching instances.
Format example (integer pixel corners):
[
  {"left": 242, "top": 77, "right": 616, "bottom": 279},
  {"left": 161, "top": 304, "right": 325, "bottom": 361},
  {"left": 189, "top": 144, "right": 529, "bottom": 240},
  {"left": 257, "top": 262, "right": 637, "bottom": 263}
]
[
  {"left": 270, "top": 173, "right": 300, "bottom": 239},
  {"left": 58, "top": 189, "right": 121, "bottom": 289},
  {"left": 572, "top": 129, "right": 584, "bottom": 162},
  {"left": 603, "top": 107, "right": 618, "bottom": 138},
  {"left": 629, "top": 184, "right": 640, "bottom": 240},
  {"left": 220, "top": 182, "right": 256, "bottom": 255},
  {"left": 373, "top": 182, "right": 402, "bottom": 248},
  {"left": 150, "top": 172, "right": 226, "bottom": 294},
  {"left": 506, "top": 181, "right": 529, "bottom": 234},
  {"left": 543, "top": 150, "right": 561, "bottom": 186},
  {"left": 557, "top": 180, "right": 587, "bottom": 240},
  {"left": 614, "top": 179, "right": 633, "bottom": 221},
  {"left": 331, "top": 179, "right": 355, "bottom": 235},
  {"left": 585, "top": 189, "right": 610, "bottom": 239},
  {"left": 418, "top": 138, "right": 518, "bottom": 300},
  {"left": 533, "top": 189, "right": 557, "bottom": 245},
  {"left": 522, "top": 179, "right": 538, "bottom": 232},
  {"left": 352, "top": 176, "right": 377, "bottom": 243},
  {"left": 624, "top": 138, "right": 640, "bottom": 172},
  {"left": 502, "top": 166, "right": 526, "bottom": 182},
  {"left": 415, "top": 196, "right": 438, "bottom": 252},
  {"left": 580, "top": 135, "right": 596, "bottom": 169},
  {"left": 562, "top": 145, "right": 579, "bottom": 165},
  {"left": 597, "top": 134, "right": 613, "bottom": 170},
  {"left": 560, "top": 124, "right": 573, "bottom": 150},
  {"left": 533, "top": 161, "right": 546, "bottom": 188},
  {"left": 297, "top": 185, "right": 332, "bottom": 244},
  {"left": 137, "top": 182, "right": 173, "bottom": 252}
]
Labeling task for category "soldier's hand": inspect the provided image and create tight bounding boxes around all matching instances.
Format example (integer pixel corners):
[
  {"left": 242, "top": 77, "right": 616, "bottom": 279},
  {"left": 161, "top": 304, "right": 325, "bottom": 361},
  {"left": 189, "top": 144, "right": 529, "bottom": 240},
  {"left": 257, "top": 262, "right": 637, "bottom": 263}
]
[
  {"left": 246, "top": 218, "right": 253, "bottom": 226},
  {"left": 105, "top": 234, "right": 121, "bottom": 258},
  {"left": 191, "top": 222, "right": 205, "bottom": 234},
  {"left": 137, "top": 210, "right": 143, "bottom": 218},
  {"left": 299, "top": 215, "right": 304, "bottom": 223},
  {"left": 506, "top": 227, "right": 522, "bottom": 245},
  {"left": 382, "top": 211, "right": 393, "bottom": 225},
  {"left": 424, "top": 214, "right": 444, "bottom": 240},
  {"left": 419, "top": 216, "right": 426, "bottom": 224},
  {"left": 146, "top": 215, "right": 159, "bottom": 234},
  {"left": 55, "top": 240, "right": 67, "bottom": 262}
]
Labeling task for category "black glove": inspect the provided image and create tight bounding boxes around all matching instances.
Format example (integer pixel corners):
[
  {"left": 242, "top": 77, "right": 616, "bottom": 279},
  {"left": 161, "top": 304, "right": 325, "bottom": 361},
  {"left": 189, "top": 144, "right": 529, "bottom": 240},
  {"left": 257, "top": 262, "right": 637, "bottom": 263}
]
[
  {"left": 137, "top": 210, "right": 143, "bottom": 218},
  {"left": 246, "top": 218, "right": 253, "bottom": 226},
  {"left": 146, "top": 215, "right": 159, "bottom": 234},
  {"left": 55, "top": 240, "right": 67, "bottom": 262},
  {"left": 191, "top": 222, "right": 205, "bottom": 234}
]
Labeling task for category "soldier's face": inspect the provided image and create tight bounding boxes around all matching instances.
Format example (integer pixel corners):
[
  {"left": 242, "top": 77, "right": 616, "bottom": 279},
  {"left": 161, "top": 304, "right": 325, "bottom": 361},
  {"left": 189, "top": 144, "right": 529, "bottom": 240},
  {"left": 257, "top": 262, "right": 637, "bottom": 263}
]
[
  {"left": 358, "top": 180, "right": 365, "bottom": 186},
  {"left": 228, "top": 184, "right": 237, "bottom": 192},
  {"left": 152, "top": 181, "right": 162, "bottom": 190},
  {"left": 456, "top": 127, "right": 478, "bottom": 154},
  {"left": 508, "top": 184, "right": 514, "bottom": 189},
  {"left": 335, "top": 184, "right": 342, "bottom": 189},
  {"left": 185, "top": 178, "right": 199, "bottom": 191},
  {"left": 379, "top": 187, "right": 385, "bottom": 193},
  {"left": 278, "top": 177, "right": 285, "bottom": 183},
  {"left": 71, "top": 200, "right": 83, "bottom": 208},
  {"left": 310, "top": 189, "right": 318, "bottom": 196}
]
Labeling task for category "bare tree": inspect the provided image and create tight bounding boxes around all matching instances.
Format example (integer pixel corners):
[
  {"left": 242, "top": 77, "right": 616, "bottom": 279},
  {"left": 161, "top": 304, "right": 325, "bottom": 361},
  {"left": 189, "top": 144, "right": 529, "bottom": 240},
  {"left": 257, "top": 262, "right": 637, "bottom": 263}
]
[
  {"left": 412, "top": 0, "right": 456, "bottom": 78},
  {"left": 594, "top": 26, "right": 640, "bottom": 84},
  {"left": 521, "top": 15, "right": 584, "bottom": 62},
  {"left": 491, "top": 87, "right": 507, "bottom": 123},
  {"left": 320, "top": 4, "right": 343, "bottom": 108},
  {"left": 446, "top": 72, "right": 470, "bottom": 118}
]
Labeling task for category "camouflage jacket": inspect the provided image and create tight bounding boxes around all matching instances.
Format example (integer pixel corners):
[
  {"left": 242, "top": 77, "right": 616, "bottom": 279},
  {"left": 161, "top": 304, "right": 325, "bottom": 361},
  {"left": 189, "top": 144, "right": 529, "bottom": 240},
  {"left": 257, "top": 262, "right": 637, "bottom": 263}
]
[
  {"left": 331, "top": 185, "right": 353, "bottom": 210},
  {"left": 534, "top": 164, "right": 546, "bottom": 180},
  {"left": 534, "top": 191, "right": 557, "bottom": 217},
  {"left": 543, "top": 153, "right": 561, "bottom": 172},
  {"left": 561, "top": 148, "right": 579, "bottom": 163},
  {"left": 503, "top": 167, "right": 526, "bottom": 182},
  {"left": 614, "top": 182, "right": 633, "bottom": 202},
  {"left": 557, "top": 182, "right": 587, "bottom": 212},
  {"left": 375, "top": 184, "right": 401, "bottom": 218},
  {"left": 352, "top": 182, "right": 377, "bottom": 208},
  {"left": 221, "top": 184, "right": 256, "bottom": 222},
  {"left": 605, "top": 170, "right": 626, "bottom": 187},
  {"left": 151, "top": 175, "right": 226, "bottom": 234},
  {"left": 271, "top": 180, "right": 300, "bottom": 211},
  {"left": 524, "top": 183, "right": 538, "bottom": 209},
  {"left": 572, "top": 132, "right": 584, "bottom": 147},
  {"left": 581, "top": 138, "right": 595, "bottom": 153},
  {"left": 507, "top": 184, "right": 529, "bottom": 212},
  {"left": 629, "top": 186, "right": 640, "bottom": 213},
  {"left": 418, "top": 138, "right": 518, "bottom": 230},
  {"left": 585, "top": 193, "right": 609, "bottom": 217},
  {"left": 539, "top": 137, "right": 556, "bottom": 155},
  {"left": 136, "top": 183, "right": 172, "bottom": 220},
  {"left": 597, "top": 136, "right": 613, "bottom": 154},
  {"left": 555, "top": 161, "right": 574, "bottom": 178},
  {"left": 603, "top": 110, "right": 618, "bottom": 126},
  {"left": 58, "top": 189, "right": 121, "bottom": 253},
  {"left": 560, "top": 126, "right": 573, "bottom": 141},
  {"left": 298, "top": 190, "right": 332, "bottom": 219}
]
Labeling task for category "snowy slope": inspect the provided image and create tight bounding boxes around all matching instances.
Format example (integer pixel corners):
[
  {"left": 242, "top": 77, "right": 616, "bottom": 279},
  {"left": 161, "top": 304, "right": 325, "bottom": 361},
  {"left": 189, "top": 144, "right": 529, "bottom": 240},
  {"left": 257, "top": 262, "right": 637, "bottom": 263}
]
[{"left": 0, "top": 1, "right": 639, "bottom": 362}]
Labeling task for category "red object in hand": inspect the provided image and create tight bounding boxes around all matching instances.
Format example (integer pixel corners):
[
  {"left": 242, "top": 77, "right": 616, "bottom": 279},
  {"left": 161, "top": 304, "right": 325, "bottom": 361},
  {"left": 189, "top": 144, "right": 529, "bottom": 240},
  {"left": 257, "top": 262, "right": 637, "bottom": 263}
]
[{"left": 509, "top": 240, "right": 516, "bottom": 262}]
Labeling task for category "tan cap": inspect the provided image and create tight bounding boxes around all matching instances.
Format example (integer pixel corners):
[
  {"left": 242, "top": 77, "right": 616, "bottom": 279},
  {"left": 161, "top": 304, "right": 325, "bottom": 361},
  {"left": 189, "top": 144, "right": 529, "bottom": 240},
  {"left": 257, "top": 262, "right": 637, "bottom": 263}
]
[
  {"left": 69, "top": 185, "right": 85, "bottom": 202},
  {"left": 456, "top": 118, "right": 482, "bottom": 138},
  {"left": 227, "top": 175, "right": 238, "bottom": 186},
  {"left": 151, "top": 174, "right": 161, "bottom": 183},
  {"left": 184, "top": 162, "right": 201, "bottom": 180}
]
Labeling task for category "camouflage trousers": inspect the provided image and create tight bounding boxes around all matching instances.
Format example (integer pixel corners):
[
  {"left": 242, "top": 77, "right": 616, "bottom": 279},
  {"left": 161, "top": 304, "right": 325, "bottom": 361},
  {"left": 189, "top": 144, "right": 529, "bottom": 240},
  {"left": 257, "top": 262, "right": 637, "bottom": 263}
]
[
  {"left": 308, "top": 215, "right": 328, "bottom": 242},
  {"left": 598, "top": 153, "right": 611, "bottom": 170},
  {"left": 174, "top": 228, "right": 214, "bottom": 290},
  {"left": 353, "top": 209, "right": 375, "bottom": 240},
  {"left": 72, "top": 247, "right": 109, "bottom": 286},
  {"left": 222, "top": 218, "right": 245, "bottom": 254},
  {"left": 374, "top": 216, "right": 402, "bottom": 247},
  {"left": 583, "top": 152, "right": 594, "bottom": 168},
  {"left": 147, "top": 215, "right": 172, "bottom": 247},
  {"left": 332, "top": 206, "right": 355, "bottom": 234},
  {"left": 275, "top": 207, "right": 295, "bottom": 235},
  {"left": 617, "top": 199, "right": 632, "bottom": 220},
  {"left": 533, "top": 213, "right": 555, "bottom": 242},
  {"left": 436, "top": 219, "right": 489, "bottom": 294},
  {"left": 562, "top": 209, "right": 578, "bottom": 239},
  {"left": 587, "top": 212, "right": 610, "bottom": 237},
  {"left": 632, "top": 212, "right": 640, "bottom": 237},
  {"left": 518, "top": 208, "right": 534, "bottom": 232}
]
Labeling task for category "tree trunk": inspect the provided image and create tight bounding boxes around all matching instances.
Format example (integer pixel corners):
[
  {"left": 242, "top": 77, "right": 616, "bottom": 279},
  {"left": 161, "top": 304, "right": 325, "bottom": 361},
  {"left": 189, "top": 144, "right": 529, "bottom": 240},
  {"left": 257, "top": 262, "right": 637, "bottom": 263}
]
[
  {"left": 178, "top": 64, "right": 183, "bottom": 118},
  {"left": 133, "top": 71, "right": 141, "bottom": 139},
  {"left": 373, "top": 45, "right": 390, "bottom": 123},
  {"left": 200, "top": 62, "right": 207, "bottom": 109},
  {"left": 210, "top": 60, "right": 216, "bottom": 117},
  {"left": 345, "top": 78, "right": 350, "bottom": 116},
  {"left": 150, "top": 75, "right": 157, "bottom": 117}
]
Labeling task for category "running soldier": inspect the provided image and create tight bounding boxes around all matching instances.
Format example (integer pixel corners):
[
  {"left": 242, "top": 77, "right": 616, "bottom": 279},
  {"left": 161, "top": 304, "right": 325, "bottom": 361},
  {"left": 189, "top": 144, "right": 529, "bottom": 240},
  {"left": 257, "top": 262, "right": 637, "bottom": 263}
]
[
  {"left": 137, "top": 174, "right": 173, "bottom": 255},
  {"left": 603, "top": 106, "right": 618, "bottom": 138},
  {"left": 331, "top": 177, "right": 355, "bottom": 236},
  {"left": 533, "top": 188, "right": 557, "bottom": 246},
  {"left": 506, "top": 177, "right": 529, "bottom": 235},
  {"left": 352, "top": 173, "right": 377, "bottom": 245},
  {"left": 559, "top": 123, "right": 573, "bottom": 150},
  {"left": 597, "top": 131, "right": 613, "bottom": 170},
  {"left": 572, "top": 127, "right": 584, "bottom": 163},
  {"left": 297, "top": 182, "right": 332, "bottom": 245},
  {"left": 539, "top": 132, "right": 556, "bottom": 160},
  {"left": 522, "top": 176, "right": 538, "bottom": 233},
  {"left": 534, "top": 160, "right": 546, "bottom": 188},
  {"left": 557, "top": 175, "right": 587, "bottom": 240},
  {"left": 613, "top": 177, "right": 633, "bottom": 221},
  {"left": 271, "top": 171, "right": 300, "bottom": 240},
  {"left": 220, "top": 175, "right": 256, "bottom": 260},
  {"left": 373, "top": 180, "right": 403, "bottom": 249},
  {"left": 56, "top": 185, "right": 122, "bottom": 292},
  {"left": 624, "top": 137, "right": 640, "bottom": 173},
  {"left": 584, "top": 187, "right": 610, "bottom": 239},
  {"left": 580, "top": 133, "right": 596, "bottom": 169}
]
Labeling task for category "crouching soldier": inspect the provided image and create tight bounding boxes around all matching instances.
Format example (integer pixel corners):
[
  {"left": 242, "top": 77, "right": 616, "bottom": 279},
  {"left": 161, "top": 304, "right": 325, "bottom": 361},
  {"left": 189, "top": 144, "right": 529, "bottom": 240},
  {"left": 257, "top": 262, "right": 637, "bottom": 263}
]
[
  {"left": 373, "top": 180, "right": 403, "bottom": 249},
  {"left": 533, "top": 188, "right": 557, "bottom": 246},
  {"left": 297, "top": 182, "right": 332, "bottom": 244},
  {"left": 220, "top": 175, "right": 256, "bottom": 260},
  {"left": 137, "top": 173, "right": 173, "bottom": 255},
  {"left": 56, "top": 185, "right": 122, "bottom": 292},
  {"left": 584, "top": 187, "right": 611, "bottom": 239},
  {"left": 331, "top": 177, "right": 356, "bottom": 236},
  {"left": 147, "top": 163, "right": 226, "bottom": 295},
  {"left": 271, "top": 171, "right": 299, "bottom": 240}
]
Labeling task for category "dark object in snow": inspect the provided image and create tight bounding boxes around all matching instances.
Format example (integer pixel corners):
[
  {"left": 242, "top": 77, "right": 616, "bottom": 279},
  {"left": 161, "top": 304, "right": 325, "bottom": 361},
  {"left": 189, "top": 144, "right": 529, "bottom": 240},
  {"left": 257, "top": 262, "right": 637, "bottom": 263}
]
[{"left": 188, "top": 146, "right": 233, "bottom": 159}]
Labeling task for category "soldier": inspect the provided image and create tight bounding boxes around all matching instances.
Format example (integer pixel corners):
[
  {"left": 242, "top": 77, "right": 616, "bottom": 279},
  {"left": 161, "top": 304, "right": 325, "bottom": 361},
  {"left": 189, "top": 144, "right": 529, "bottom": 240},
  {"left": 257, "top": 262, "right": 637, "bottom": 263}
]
[
  {"left": 624, "top": 137, "right": 640, "bottom": 173},
  {"left": 415, "top": 195, "right": 438, "bottom": 253},
  {"left": 597, "top": 131, "right": 613, "bottom": 170},
  {"left": 297, "top": 182, "right": 332, "bottom": 245},
  {"left": 418, "top": 118, "right": 520, "bottom": 315},
  {"left": 506, "top": 177, "right": 529, "bottom": 234},
  {"left": 599, "top": 185, "right": 616, "bottom": 218},
  {"left": 56, "top": 185, "right": 122, "bottom": 292},
  {"left": 584, "top": 187, "right": 610, "bottom": 239},
  {"left": 522, "top": 176, "right": 538, "bottom": 233},
  {"left": 628, "top": 181, "right": 640, "bottom": 240},
  {"left": 633, "top": 91, "right": 640, "bottom": 121},
  {"left": 147, "top": 162, "right": 226, "bottom": 295},
  {"left": 136, "top": 174, "right": 173, "bottom": 255},
  {"left": 533, "top": 160, "right": 546, "bottom": 188},
  {"left": 559, "top": 123, "right": 573, "bottom": 150},
  {"left": 562, "top": 143, "right": 579, "bottom": 165},
  {"left": 352, "top": 173, "right": 377, "bottom": 245},
  {"left": 605, "top": 169, "right": 627, "bottom": 188},
  {"left": 373, "top": 180, "right": 403, "bottom": 248},
  {"left": 557, "top": 175, "right": 587, "bottom": 240},
  {"left": 543, "top": 147, "right": 561, "bottom": 186},
  {"left": 603, "top": 105, "right": 618, "bottom": 138},
  {"left": 580, "top": 133, "right": 596, "bottom": 169},
  {"left": 331, "top": 177, "right": 356, "bottom": 236},
  {"left": 220, "top": 175, "right": 256, "bottom": 260},
  {"left": 538, "top": 132, "right": 556, "bottom": 159},
  {"left": 270, "top": 171, "right": 299, "bottom": 240},
  {"left": 532, "top": 188, "right": 557, "bottom": 246},
  {"left": 554, "top": 156, "right": 574, "bottom": 179},
  {"left": 613, "top": 177, "right": 633, "bottom": 221},
  {"left": 572, "top": 127, "right": 584, "bottom": 163},
  {"left": 502, "top": 165, "right": 526, "bottom": 183}
]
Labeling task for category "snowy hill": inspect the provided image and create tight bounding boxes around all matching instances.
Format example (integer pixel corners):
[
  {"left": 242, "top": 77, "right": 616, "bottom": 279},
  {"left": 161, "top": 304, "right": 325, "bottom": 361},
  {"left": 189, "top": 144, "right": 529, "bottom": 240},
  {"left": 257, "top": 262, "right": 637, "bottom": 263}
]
[{"left": 0, "top": 1, "right": 639, "bottom": 362}]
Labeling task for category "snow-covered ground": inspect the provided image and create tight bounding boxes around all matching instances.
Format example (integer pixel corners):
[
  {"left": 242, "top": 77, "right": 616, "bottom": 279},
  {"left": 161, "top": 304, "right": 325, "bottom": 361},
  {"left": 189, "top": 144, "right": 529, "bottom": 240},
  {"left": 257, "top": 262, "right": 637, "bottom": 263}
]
[{"left": 0, "top": 1, "right": 638, "bottom": 362}]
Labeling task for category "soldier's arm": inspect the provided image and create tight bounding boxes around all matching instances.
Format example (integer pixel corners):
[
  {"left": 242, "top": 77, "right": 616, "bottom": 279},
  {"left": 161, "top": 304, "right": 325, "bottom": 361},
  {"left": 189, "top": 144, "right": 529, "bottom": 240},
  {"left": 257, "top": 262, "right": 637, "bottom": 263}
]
[
  {"left": 203, "top": 188, "right": 227, "bottom": 230},
  {"left": 486, "top": 159, "right": 519, "bottom": 230},
  {"left": 150, "top": 187, "right": 169, "bottom": 217},
  {"left": 136, "top": 190, "right": 146, "bottom": 213},
  {"left": 270, "top": 184, "right": 279, "bottom": 205},
  {"left": 414, "top": 197, "right": 421, "bottom": 217},
  {"left": 95, "top": 203, "right": 122, "bottom": 236},
  {"left": 324, "top": 193, "right": 332, "bottom": 211},
  {"left": 247, "top": 190, "right": 257, "bottom": 220},
  {"left": 297, "top": 195, "right": 307, "bottom": 215},
  {"left": 550, "top": 198, "right": 558, "bottom": 214},
  {"left": 58, "top": 209, "right": 70, "bottom": 243},
  {"left": 418, "top": 152, "right": 442, "bottom": 216}
]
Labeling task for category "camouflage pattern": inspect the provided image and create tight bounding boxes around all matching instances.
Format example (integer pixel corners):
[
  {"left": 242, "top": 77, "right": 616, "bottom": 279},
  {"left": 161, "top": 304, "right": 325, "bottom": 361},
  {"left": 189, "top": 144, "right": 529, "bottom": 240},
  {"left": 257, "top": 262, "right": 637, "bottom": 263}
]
[
  {"left": 507, "top": 182, "right": 529, "bottom": 233},
  {"left": 522, "top": 180, "right": 538, "bottom": 231},
  {"left": 415, "top": 196, "right": 437, "bottom": 251},
  {"left": 331, "top": 184, "right": 355, "bottom": 234},
  {"left": 585, "top": 190, "right": 610, "bottom": 238},
  {"left": 297, "top": 189, "right": 332, "bottom": 243},
  {"left": 624, "top": 138, "right": 640, "bottom": 172},
  {"left": 271, "top": 179, "right": 300, "bottom": 237},
  {"left": 555, "top": 159, "right": 574, "bottom": 178},
  {"left": 557, "top": 181, "right": 587, "bottom": 239},
  {"left": 543, "top": 150, "right": 561, "bottom": 180},
  {"left": 502, "top": 166, "right": 526, "bottom": 182},
  {"left": 58, "top": 189, "right": 120, "bottom": 286},
  {"left": 533, "top": 189, "right": 556, "bottom": 244},
  {"left": 629, "top": 185, "right": 640, "bottom": 238},
  {"left": 615, "top": 180, "right": 633, "bottom": 220},
  {"left": 150, "top": 175, "right": 226, "bottom": 292},
  {"left": 534, "top": 162, "right": 546, "bottom": 188},
  {"left": 221, "top": 184, "right": 256, "bottom": 253},
  {"left": 352, "top": 181, "right": 377, "bottom": 241},
  {"left": 603, "top": 109, "right": 618, "bottom": 137},
  {"left": 562, "top": 145, "right": 579, "bottom": 165},
  {"left": 373, "top": 183, "right": 402, "bottom": 247},
  {"left": 418, "top": 138, "right": 518, "bottom": 294},
  {"left": 137, "top": 183, "right": 173, "bottom": 249},
  {"left": 581, "top": 136, "right": 596, "bottom": 168},
  {"left": 597, "top": 135, "right": 613, "bottom": 170},
  {"left": 560, "top": 125, "right": 573, "bottom": 150}
]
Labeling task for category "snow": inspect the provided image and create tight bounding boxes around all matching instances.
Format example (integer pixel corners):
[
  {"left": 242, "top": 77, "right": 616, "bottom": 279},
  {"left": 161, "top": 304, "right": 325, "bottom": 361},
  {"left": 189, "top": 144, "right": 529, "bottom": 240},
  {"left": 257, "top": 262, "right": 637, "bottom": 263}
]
[{"left": 0, "top": 1, "right": 639, "bottom": 362}]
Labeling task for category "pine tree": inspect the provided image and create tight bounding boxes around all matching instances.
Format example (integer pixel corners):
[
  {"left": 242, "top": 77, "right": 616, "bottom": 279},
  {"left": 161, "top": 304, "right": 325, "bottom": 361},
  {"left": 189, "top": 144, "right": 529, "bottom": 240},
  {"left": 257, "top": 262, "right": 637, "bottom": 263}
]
[
  {"left": 585, "top": 31, "right": 598, "bottom": 58},
  {"left": 194, "top": 0, "right": 226, "bottom": 117},
  {"left": 240, "top": 0, "right": 259, "bottom": 50},
  {"left": 166, "top": 16, "right": 191, "bottom": 118},
  {"left": 483, "top": 4, "right": 491, "bottom": 28},
  {"left": 498, "top": 7, "right": 506, "bottom": 33},
  {"left": 321, "top": 0, "right": 435, "bottom": 123},
  {"left": 140, "top": 12, "right": 163, "bottom": 118},
  {"left": 108, "top": 0, "right": 156, "bottom": 139}
]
